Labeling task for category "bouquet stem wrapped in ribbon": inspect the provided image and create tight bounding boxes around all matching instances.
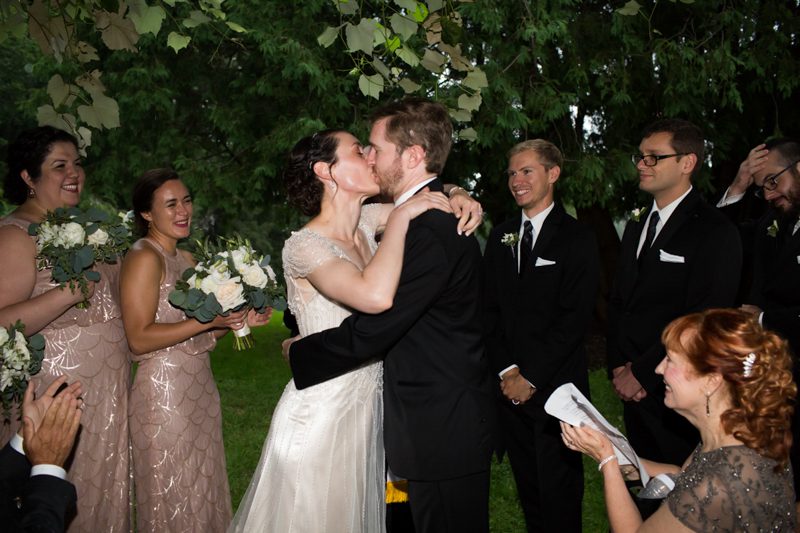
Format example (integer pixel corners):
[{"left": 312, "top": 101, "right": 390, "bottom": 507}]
[
  {"left": 169, "top": 237, "right": 286, "bottom": 351},
  {"left": 0, "top": 321, "right": 45, "bottom": 421},
  {"left": 28, "top": 207, "right": 133, "bottom": 308}
]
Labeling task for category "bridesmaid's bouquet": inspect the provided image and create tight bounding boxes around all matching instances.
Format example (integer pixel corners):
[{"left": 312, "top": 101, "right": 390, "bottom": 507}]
[
  {"left": 169, "top": 237, "right": 286, "bottom": 350},
  {"left": 0, "top": 321, "right": 45, "bottom": 421},
  {"left": 28, "top": 207, "right": 132, "bottom": 308}
]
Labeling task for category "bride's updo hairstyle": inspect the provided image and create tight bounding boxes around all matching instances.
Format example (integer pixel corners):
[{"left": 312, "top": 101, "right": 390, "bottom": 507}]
[
  {"left": 132, "top": 168, "right": 181, "bottom": 237},
  {"left": 284, "top": 129, "right": 343, "bottom": 216},
  {"left": 662, "top": 308, "right": 796, "bottom": 468}
]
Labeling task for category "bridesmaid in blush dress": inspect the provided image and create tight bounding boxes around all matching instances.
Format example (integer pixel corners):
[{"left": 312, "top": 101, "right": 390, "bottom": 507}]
[
  {"left": 0, "top": 126, "right": 131, "bottom": 532},
  {"left": 120, "top": 168, "right": 269, "bottom": 533}
]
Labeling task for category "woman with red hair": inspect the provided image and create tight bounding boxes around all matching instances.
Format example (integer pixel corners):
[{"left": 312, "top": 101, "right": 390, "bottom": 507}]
[{"left": 562, "top": 308, "right": 796, "bottom": 532}]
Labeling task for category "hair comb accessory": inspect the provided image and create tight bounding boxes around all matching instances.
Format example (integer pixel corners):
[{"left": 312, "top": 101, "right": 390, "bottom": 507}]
[{"left": 743, "top": 352, "right": 757, "bottom": 378}]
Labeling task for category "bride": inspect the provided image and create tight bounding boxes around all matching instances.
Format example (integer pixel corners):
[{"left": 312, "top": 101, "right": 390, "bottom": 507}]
[{"left": 229, "top": 129, "right": 481, "bottom": 532}]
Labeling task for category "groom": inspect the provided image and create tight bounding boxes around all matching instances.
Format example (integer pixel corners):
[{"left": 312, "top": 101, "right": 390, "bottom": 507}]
[{"left": 288, "top": 98, "right": 494, "bottom": 532}]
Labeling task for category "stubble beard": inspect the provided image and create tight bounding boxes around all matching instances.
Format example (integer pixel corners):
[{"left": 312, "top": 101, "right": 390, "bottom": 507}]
[{"left": 376, "top": 157, "right": 404, "bottom": 198}]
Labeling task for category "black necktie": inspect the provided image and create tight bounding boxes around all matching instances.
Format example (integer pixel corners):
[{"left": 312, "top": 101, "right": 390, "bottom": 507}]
[
  {"left": 519, "top": 220, "right": 533, "bottom": 275},
  {"left": 639, "top": 210, "right": 659, "bottom": 264}
]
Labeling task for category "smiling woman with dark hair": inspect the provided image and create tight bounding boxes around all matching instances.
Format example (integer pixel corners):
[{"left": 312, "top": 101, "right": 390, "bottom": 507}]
[
  {"left": 0, "top": 126, "right": 132, "bottom": 532},
  {"left": 562, "top": 308, "right": 796, "bottom": 533}
]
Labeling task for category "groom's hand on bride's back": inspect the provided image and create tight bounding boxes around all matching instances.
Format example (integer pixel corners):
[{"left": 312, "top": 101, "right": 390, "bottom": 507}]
[{"left": 282, "top": 335, "right": 300, "bottom": 362}]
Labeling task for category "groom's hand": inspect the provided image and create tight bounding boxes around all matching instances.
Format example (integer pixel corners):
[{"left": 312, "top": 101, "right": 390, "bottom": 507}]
[{"left": 281, "top": 335, "right": 301, "bottom": 363}]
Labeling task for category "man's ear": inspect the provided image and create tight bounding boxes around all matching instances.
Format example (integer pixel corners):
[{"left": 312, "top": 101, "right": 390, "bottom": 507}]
[
  {"left": 403, "top": 145, "right": 426, "bottom": 170},
  {"left": 547, "top": 165, "right": 561, "bottom": 184},
  {"left": 681, "top": 153, "right": 699, "bottom": 176}
]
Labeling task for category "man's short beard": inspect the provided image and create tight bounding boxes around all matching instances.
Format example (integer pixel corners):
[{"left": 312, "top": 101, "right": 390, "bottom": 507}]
[
  {"left": 775, "top": 180, "right": 800, "bottom": 221},
  {"left": 377, "top": 157, "right": 404, "bottom": 198}
]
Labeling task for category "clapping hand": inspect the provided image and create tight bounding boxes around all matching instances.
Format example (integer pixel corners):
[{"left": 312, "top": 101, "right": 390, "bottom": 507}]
[{"left": 21, "top": 376, "right": 83, "bottom": 467}]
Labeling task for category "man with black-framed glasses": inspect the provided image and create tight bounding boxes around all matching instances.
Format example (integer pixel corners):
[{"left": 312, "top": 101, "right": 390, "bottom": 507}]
[
  {"left": 720, "top": 138, "right": 800, "bottom": 507},
  {"left": 607, "top": 119, "right": 742, "bottom": 481}
]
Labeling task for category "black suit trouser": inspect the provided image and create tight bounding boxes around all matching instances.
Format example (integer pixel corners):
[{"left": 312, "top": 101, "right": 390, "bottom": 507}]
[
  {"left": 499, "top": 400, "right": 583, "bottom": 533},
  {"left": 406, "top": 470, "right": 489, "bottom": 533}
]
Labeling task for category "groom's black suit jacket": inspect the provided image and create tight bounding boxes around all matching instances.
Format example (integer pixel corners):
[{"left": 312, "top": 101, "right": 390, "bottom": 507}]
[
  {"left": 607, "top": 188, "right": 742, "bottom": 463},
  {"left": 0, "top": 442, "right": 76, "bottom": 532},
  {"left": 290, "top": 179, "right": 494, "bottom": 482}
]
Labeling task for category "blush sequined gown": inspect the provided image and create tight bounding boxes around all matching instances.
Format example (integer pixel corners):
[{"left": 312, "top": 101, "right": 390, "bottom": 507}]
[
  {"left": 128, "top": 237, "right": 231, "bottom": 532},
  {"left": 0, "top": 215, "right": 132, "bottom": 533}
]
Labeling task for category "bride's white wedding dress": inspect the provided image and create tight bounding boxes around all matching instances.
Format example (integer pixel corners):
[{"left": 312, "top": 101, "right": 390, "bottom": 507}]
[{"left": 229, "top": 205, "right": 385, "bottom": 533}]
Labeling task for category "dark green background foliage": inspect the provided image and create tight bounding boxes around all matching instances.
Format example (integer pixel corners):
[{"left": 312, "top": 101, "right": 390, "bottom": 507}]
[{"left": 1, "top": 0, "right": 798, "bottom": 262}]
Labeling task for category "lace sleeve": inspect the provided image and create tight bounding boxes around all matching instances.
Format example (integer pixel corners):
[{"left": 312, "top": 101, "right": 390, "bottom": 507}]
[
  {"left": 358, "top": 203, "right": 384, "bottom": 239},
  {"left": 666, "top": 447, "right": 795, "bottom": 532},
  {"left": 282, "top": 229, "right": 346, "bottom": 278}
]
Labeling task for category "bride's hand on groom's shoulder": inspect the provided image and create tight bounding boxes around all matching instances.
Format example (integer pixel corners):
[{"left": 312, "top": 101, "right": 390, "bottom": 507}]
[
  {"left": 447, "top": 189, "right": 483, "bottom": 236},
  {"left": 281, "top": 335, "right": 301, "bottom": 363}
]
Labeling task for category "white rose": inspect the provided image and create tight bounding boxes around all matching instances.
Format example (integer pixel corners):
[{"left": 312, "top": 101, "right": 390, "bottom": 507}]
[
  {"left": 56, "top": 222, "right": 86, "bottom": 247},
  {"left": 202, "top": 275, "right": 246, "bottom": 311},
  {"left": 87, "top": 227, "right": 109, "bottom": 246},
  {"left": 241, "top": 264, "right": 268, "bottom": 289},
  {"left": 210, "top": 259, "right": 230, "bottom": 279},
  {"left": 37, "top": 222, "right": 58, "bottom": 248},
  {"left": 0, "top": 368, "right": 13, "bottom": 391},
  {"left": 0, "top": 327, "right": 8, "bottom": 346},
  {"left": 13, "top": 331, "right": 30, "bottom": 360},
  {"left": 230, "top": 248, "right": 249, "bottom": 271}
]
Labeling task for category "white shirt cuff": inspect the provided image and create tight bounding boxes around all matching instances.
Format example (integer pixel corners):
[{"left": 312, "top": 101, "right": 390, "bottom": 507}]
[
  {"left": 10, "top": 433, "right": 24, "bottom": 455},
  {"left": 31, "top": 464, "right": 67, "bottom": 480},
  {"left": 716, "top": 188, "right": 745, "bottom": 207},
  {"left": 758, "top": 312, "right": 764, "bottom": 326},
  {"left": 498, "top": 364, "right": 536, "bottom": 389}
]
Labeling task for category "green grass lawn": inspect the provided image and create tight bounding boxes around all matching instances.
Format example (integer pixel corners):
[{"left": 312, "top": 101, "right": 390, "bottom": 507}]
[{"left": 213, "top": 313, "right": 622, "bottom": 531}]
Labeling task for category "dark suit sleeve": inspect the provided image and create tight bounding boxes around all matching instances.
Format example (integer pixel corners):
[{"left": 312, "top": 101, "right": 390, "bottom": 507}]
[
  {"left": 1, "top": 442, "right": 76, "bottom": 532},
  {"left": 606, "top": 221, "right": 637, "bottom": 376},
  {"left": 631, "top": 218, "right": 742, "bottom": 390},
  {"left": 290, "top": 223, "right": 450, "bottom": 389},
  {"left": 483, "top": 229, "right": 511, "bottom": 374},
  {"left": 520, "top": 230, "right": 600, "bottom": 390},
  {"left": 19, "top": 475, "right": 76, "bottom": 533}
]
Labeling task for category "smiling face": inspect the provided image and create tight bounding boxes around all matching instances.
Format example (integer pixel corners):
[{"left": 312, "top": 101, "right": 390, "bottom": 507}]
[
  {"left": 327, "top": 132, "right": 379, "bottom": 197},
  {"left": 507, "top": 149, "right": 558, "bottom": 217},
  {"left": 636, "top": 132, "right": 694, "bottom": 206},
  {"left": 656, "top": 331, "right": 708, "bottom": 415},
  {"left": 141, "top": 179, "right": 193, "bottom": 242},
  {"left": 23, "top": 141, "right": 84, "bottom": 210}
]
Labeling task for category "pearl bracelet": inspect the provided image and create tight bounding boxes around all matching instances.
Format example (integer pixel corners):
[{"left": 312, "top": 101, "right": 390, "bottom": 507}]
[{"left": 597, "top": 454, "right": 617, "bottom": 472}]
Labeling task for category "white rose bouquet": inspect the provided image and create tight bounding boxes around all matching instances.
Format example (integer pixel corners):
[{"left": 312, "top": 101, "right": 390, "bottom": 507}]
[
  {"left": 28, "top": 206, "right": 132, "bottom": 308},
  {"left": 1, "top": 321, "right": 45, "bottom": 421},
  {"left": 169, "top": 237, "right": 286, "bottom": 350}
]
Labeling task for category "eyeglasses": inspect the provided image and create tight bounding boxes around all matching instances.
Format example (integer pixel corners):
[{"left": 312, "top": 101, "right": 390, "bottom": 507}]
[
  {"left": 761, "top": 160, "right": 800, "bottom": 192},
  {"left": 631, "top": 153, "right": 690, "bottom": 167}
]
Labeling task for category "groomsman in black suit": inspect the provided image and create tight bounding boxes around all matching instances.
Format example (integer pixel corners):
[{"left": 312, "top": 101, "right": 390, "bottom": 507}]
[
  {"left": 720, "top": 138, "right": 800, "bottom": 498},
  {"left": 607, "top": 119, "right": 742, "bottom": 466},
  {"left": 483, "top": 139, "right": 599, "bottom": 533},
  {"left": 288, "top": 98, "right": 494, "bottom": 533},
  {"left": 1, "top": 376, "right": 82, "bottom": 532}
]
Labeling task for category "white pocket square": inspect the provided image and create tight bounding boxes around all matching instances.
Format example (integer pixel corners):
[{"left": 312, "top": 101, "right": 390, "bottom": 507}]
[
  {"left": 796, "top": 255, "right": 800, "bottom": 265},
  {"left": 535, "top": 257, "right": 556, "bottom": 267},
  {"left": 659, "top": 249, "right": 685, "bottom": 263}
]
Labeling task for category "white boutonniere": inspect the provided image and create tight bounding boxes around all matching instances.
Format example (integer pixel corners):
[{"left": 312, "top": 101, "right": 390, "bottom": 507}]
[
  {"left": 501, "top": 233, "right": 519, "bottom": 247},
  {"left": 630, "top": 206, "right": 648, "bottom": 222},
  {"left": 767, "top": 219, "right": 779, "bottom": 238}
]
